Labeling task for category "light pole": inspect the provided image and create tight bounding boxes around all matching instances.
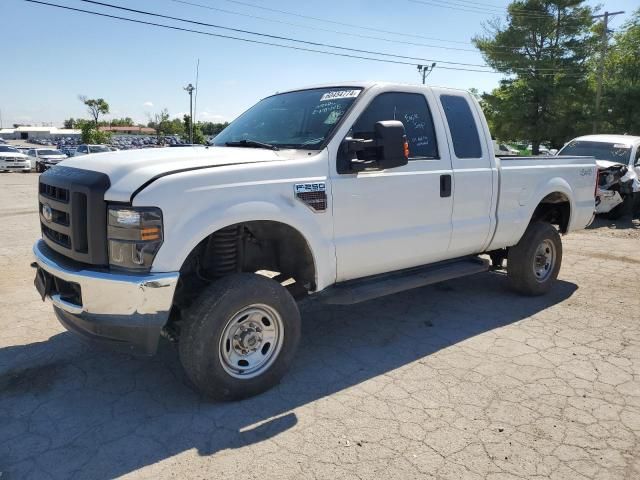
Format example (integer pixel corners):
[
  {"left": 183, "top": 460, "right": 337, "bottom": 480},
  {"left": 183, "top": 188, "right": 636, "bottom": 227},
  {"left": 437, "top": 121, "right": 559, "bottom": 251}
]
[
  {"left": 592, "top": 10, "right": 624, "bottom": 133},
  {"left": 417, "top": 63, "right": 436, "bottom": 84},
  {"left": 184, "top": 83, "right": 195, "bottom": 144}
]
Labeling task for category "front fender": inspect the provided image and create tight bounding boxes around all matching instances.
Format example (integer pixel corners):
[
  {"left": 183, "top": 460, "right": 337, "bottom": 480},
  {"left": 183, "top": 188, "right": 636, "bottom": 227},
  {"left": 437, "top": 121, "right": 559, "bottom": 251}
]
[{"left": 136, "top": 174, "right": 336, "bottom": 291}]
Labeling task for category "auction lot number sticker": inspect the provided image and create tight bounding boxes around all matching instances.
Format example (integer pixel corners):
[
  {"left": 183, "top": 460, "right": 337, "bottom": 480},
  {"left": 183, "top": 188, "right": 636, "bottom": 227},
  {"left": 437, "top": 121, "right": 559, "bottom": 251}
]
[{"left": 320, "top": 90, "right": 361, "bottom": 101}]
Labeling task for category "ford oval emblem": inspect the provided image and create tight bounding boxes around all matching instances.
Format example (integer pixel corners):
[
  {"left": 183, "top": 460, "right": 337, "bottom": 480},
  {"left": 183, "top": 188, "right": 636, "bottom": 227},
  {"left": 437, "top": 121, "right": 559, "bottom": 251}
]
[{"left": 42, "top": 204, "right": 53, "bottom": 222}]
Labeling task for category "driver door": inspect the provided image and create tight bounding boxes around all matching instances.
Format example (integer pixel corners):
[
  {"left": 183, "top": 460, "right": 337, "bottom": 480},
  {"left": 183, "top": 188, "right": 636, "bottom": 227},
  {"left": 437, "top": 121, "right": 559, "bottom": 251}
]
[{"left": 330, "top": 90, "right": 454, "bottom": 282}]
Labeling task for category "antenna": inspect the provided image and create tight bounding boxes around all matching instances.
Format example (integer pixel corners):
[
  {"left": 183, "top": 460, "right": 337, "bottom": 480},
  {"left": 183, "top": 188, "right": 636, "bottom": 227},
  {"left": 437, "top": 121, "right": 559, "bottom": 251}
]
[{"left": 194, "top": 58, "right": 200, "bottom": 127}]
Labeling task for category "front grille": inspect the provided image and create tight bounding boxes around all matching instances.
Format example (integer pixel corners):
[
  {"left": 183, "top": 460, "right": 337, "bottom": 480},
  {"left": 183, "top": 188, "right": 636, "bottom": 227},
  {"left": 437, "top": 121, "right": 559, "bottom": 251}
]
[
  {"left": 40, "top": 183, "right": 70, "bottom": 203},
  {"left": 38, "top": 166, "right": 110, "bottom": 265},
  {"left": 42, "top": 224, "right": 71, "bottom": 248}
]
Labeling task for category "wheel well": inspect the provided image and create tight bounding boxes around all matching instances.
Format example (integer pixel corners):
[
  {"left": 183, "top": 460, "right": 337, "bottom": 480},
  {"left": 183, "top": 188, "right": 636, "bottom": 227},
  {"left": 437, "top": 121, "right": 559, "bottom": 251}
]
[
  {"left": 167, "top": 221, "right": 316, "bottom": 337},
  {"left": 531, "top": 192, "right": 571, "bottom": 233}
]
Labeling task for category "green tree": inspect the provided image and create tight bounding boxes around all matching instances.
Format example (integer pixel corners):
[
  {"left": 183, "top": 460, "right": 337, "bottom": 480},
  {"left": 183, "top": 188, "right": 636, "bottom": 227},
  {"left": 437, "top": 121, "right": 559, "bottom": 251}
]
[
  {"left": 183, "top": 114, "right": 206, "bottom": 144},
  {"left": 63, "top": 118, "right": 76, "bottom": 129},
  {"left": 474, "top": 1, "right": 597, "bottom": 153},
  {"left": 79, "top": 96, "right": 110, "bottom": 127},
  {"left": 199, "top": 121, "right": 229, "bottom": 136},
  {"left": 601, "top": 9, "right": 640, "bottom": 134},
  {"left": 101, "top": 117, "right": 134, "bottom": 127},
  {"left": 148, "top": 108, "right": 171, "bottom": 145},
  {"left": 76, "top": 119, "right": 112, "bottom": 145}
]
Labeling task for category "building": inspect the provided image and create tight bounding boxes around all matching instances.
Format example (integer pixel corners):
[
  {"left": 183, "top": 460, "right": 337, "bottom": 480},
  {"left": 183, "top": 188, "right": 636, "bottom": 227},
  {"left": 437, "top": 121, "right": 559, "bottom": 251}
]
[
  {"left": 0, "top": 126, "right": 81, "bottom": 140},
  {"left": 98, "top": 126, "right": 156, "bottom": 136}
]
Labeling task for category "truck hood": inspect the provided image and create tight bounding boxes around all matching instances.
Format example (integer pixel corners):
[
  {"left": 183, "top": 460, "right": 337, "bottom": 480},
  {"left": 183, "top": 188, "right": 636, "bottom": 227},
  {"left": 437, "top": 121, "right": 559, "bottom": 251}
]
[
  {"left": 0, "top": 152, "right": 29, "bottom": 159},
  {"left": 59, "top": 146, "right": 291, "bottom": 202},
  {"left": 595, "top": 159, "right": 627, "bottom": 170}
]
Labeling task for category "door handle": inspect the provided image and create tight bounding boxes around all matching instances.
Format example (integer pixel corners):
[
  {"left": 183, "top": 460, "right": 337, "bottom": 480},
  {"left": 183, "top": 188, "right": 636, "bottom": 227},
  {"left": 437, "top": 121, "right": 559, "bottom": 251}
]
[{"left": 440, "top": 174, "right": 452, "bottom": 197}]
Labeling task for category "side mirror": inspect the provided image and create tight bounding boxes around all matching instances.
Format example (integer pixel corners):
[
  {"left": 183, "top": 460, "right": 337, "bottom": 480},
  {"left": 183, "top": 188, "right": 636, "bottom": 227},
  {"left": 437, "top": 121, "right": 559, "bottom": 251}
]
[{"left": 343, "top": 120, "right": 409, "bottom": 172}]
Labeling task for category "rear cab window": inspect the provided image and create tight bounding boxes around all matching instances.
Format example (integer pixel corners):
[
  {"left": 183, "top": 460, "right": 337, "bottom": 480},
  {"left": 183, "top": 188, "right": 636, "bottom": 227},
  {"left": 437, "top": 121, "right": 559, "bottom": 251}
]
[
  {"left": 352, "top": 92, "right": 438, "bottom": 160},
  {"left": 440, "top": 95, "right": 482, "bottom": 159}
]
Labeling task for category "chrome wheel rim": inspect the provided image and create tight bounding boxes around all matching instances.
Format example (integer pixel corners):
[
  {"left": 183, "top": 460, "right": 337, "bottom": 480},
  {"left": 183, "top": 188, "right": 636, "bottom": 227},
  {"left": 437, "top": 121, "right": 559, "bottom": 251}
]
[
  {"left": 218, "top": 304, "right": 284, "bottom": 379},
  {"left": 533, "top": 239, "right": 556, "bottom": 282}
]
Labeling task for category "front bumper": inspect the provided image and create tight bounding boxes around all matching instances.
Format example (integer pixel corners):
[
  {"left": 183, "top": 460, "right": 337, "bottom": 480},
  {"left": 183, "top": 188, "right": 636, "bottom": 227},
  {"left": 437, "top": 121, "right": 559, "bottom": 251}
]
[
  {"left": 0, "top": 162, "right": 31, "bottom": 171},
  {"left": 33, "top": 239, "right": 179, "bottom": 355}
]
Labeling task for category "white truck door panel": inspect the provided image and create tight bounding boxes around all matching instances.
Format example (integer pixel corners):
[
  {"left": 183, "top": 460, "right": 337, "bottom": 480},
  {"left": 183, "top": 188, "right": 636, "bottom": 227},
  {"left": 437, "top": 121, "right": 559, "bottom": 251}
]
[
  {"left": 330, "top": 90, "right": 454, "bottom": 281},
  {"left": 434, "top": 90, "right": 495, "bottom": 257}
]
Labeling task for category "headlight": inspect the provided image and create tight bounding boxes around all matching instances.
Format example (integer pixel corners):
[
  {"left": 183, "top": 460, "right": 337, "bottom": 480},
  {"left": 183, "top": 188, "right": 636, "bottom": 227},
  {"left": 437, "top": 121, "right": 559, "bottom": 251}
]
[{"left": 107, "top": 206, "right": 163, "bottom": 272}]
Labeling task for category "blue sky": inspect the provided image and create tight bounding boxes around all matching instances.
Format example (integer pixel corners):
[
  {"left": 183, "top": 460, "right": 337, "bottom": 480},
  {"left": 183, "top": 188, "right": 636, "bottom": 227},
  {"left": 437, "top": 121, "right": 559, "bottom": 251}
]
[{"left": 1, "top": 0, "right": 636, "bottom": 127}]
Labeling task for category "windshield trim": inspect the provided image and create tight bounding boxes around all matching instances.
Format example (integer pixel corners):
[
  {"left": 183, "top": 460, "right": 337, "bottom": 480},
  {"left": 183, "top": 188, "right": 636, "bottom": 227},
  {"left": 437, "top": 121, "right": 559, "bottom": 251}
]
[{"left": 215, "top": 85, "right": 371, "bottom": 151}]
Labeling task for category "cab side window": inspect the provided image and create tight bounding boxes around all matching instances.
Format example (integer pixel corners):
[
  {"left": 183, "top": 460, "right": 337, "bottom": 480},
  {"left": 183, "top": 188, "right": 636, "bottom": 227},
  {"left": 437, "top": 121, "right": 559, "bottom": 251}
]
[
  {"left": 440, "top": 95, "right": 482, "bottom": 159},
  {"left": 352, "top": 92, "right": 438, "bottom": 159},
  {"left": 78, "top": 146, "right": 87, "bottom": 153},
  {"left": 635, "top": 148, "right": 640, "bottom": 166}
]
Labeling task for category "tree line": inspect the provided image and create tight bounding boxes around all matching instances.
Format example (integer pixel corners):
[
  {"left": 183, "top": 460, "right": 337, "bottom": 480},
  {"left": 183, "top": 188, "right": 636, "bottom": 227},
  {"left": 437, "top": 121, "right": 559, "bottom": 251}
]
[
  {"left": 64, "top": 100, "right": 228, "bottom": 145},
  {"left": 475, "top": 2, "right": 640, "bottom": 154}
]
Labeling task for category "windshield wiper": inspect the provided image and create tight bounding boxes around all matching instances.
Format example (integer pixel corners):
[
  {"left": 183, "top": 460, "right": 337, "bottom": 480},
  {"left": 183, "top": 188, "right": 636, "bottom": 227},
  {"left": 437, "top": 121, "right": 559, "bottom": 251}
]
[{"left": 225, "top": 140, "right": 279, "bottom": 151}]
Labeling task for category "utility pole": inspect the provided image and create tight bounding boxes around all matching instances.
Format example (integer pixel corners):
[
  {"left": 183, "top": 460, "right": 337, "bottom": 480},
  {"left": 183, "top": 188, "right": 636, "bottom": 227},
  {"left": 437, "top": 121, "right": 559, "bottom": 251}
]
[
  {"left": 417, "top": 63, "right": 437, "bottom": 84},
  {"left": 592, "top": 10, "right": 624, "bottom": 133},
  {"left": 184, "top": 83, "right": 195, "bottom": 144}
]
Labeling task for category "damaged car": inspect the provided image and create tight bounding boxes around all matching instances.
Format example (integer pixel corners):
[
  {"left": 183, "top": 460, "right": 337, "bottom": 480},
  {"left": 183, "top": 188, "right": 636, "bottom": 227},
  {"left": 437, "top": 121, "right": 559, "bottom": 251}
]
[{"left": 558, "top": 135, "right": 640, "bottom": 219}]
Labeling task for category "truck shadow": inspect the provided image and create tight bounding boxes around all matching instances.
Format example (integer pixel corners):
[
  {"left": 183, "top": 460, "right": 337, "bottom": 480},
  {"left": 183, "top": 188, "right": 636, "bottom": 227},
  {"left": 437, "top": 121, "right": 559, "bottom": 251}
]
[
  {"left": 0, "top": 272, "right": 577, "bottom": 479},
  {"left": 587, "top": 214, "right": 640, "bottom": 231}
]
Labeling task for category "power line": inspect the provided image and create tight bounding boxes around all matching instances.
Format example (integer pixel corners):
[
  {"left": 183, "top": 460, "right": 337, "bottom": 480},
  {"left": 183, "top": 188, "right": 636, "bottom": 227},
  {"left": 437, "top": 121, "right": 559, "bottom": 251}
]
[
  {"left": 78, "top": 0, "right": 496, "bottom": 69},
  {"left": 78, "top": 0, "right": 584, "bottom": 74},
  {"left": 23, "top": 0, "right": 588, "bottom": 77},
  {"left": 215, "top": 0, "right": 474, "bottom": 45},
  {"left": 409, "top": 0, "right": 585, "bottom": 20},
  {"left": 168, "top": 0, "right": 481, "bottom": 52},
  {"left": 21, "top": 0, "right": 502, "bottom": 73}
]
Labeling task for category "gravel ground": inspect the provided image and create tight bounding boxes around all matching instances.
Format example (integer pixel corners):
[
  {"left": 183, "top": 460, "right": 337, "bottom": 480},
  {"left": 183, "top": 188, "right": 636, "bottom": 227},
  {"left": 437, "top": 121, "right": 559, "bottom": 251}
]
[{"left": 1, "top": 173, "right": 639, "bottom": 480}]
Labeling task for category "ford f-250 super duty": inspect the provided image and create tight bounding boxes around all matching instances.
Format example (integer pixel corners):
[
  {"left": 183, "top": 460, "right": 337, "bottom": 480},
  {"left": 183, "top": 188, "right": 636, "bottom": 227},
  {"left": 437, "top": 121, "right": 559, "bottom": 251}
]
[{"left": 32, "top": 82, "right": 597, "bottom": 400}]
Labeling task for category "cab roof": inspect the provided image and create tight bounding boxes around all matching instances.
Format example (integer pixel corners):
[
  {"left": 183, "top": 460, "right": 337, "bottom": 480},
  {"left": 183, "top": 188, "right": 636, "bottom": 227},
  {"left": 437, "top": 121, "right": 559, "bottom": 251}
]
[{"left": 571, "top": 134, "right": 640, "bottom": 146}]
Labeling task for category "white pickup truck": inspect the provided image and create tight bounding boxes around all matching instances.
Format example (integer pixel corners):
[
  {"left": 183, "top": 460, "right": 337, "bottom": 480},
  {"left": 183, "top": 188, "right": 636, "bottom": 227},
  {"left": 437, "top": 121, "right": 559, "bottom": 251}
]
[{"left": 33, "top": 82, "right": 596, "bottom": 400}]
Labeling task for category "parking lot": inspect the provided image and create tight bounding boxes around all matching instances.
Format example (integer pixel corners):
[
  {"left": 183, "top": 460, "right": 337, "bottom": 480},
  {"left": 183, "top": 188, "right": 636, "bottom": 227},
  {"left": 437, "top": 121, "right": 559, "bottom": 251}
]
[{"left": 1, "top": 172, "right": 639, "bottom": 479}]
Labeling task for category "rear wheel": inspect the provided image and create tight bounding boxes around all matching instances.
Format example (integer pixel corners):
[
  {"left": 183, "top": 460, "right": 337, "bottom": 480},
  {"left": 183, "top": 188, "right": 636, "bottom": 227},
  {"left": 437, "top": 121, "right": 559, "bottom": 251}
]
[
  {"left": 179, "top": 273, "right": 301, "bottom": 401},
  {"left": 507, "top": 222, "right": 562, "bottom": 296},
  {"left": 35, "top": 162, "right": 43, "bottom": 173}
]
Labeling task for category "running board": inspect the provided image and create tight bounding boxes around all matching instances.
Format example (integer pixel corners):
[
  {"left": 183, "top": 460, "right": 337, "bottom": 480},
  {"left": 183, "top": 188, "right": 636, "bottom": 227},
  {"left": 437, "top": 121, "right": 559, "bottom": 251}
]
[{"left": 317, "top": 257, "right": 490, "bottom": 305}]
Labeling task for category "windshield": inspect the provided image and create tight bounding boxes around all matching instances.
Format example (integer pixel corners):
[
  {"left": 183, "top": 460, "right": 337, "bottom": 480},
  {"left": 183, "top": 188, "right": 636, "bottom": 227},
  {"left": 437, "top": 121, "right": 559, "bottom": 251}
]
[
  {"left": 558, "top": 140, "right": 631, "bottom": 164},
  {"left": 0, "top": 146, "right": 19, "bottom": 153},
  {"left": 91, "top": 145, "right": 111, "bottom": 153},
  {"left": 213, "top": 87, "right": 363, "bottom": 149},
  {"left": 38, "top": 149, "right": 63, "bottom": 156}
]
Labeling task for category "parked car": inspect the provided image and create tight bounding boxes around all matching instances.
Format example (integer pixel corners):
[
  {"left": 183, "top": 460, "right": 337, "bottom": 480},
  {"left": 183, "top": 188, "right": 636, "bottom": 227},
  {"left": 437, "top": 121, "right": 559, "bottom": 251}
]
[
  {"left": 28, "top": 148, "right": 67, "bottom": 172},
  {"left": 493, "top": 141, "right": 519, "bottom": 156},
  {"left": 72, "top": 144, "right": 112, "bottom": 156},
  {"left": 33, "top": 82, "right": 597, "bottom": 400},
  {"left": 557, "top": 134, "right": 640, "bottom": 219},
  {"left": 0, "top": 145, "right": 32, "bottom": 172}
]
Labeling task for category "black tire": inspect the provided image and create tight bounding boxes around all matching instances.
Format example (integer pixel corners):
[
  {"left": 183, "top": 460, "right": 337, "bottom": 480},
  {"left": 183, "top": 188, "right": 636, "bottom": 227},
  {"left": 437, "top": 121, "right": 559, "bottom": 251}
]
[
  {"left": 507, "top": 222, "right": 562, "bottom": 296},
  {"left": 35, "top": 162, "right": 43, "bottom": 173},
  {"left": 179, "top": 273, "right": 301, "bottom": 401}
]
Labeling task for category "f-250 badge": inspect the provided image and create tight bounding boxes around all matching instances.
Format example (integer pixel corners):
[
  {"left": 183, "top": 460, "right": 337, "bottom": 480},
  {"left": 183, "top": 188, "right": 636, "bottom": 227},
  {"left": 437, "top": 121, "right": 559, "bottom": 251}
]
[
  {"left": 294, "top": 183, "right": 326, "bottom": 193},
  {"left": 294, "top": 183, "right": 327, "bottom": 212}
]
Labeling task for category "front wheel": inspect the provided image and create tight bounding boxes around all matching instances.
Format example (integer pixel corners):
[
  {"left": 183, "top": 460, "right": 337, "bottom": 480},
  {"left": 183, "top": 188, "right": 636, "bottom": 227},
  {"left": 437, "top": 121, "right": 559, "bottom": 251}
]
[
  {"left": 179, "top": 273, "right": 301, "bottom": 401},
  {"left": 507, "top": 222, "right": 562, "bottom": 296}
]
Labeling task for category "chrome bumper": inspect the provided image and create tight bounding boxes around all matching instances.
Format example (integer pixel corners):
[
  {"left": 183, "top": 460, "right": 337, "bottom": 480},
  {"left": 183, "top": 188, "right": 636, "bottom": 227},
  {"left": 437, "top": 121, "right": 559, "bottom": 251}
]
[{"left": 33, "top": 239, "right": 179, "bottom": 354}]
